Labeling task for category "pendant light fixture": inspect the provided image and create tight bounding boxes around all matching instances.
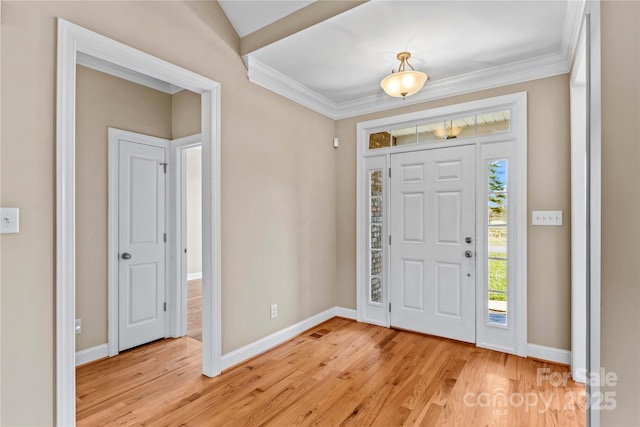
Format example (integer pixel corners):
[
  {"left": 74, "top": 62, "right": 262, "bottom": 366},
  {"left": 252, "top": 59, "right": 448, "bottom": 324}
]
[
  {"left": 433, "top": 120, "right": 463, "bottom": 139},
  {"left": 380, "top": 51, "right": 428, "bottom": 98}
]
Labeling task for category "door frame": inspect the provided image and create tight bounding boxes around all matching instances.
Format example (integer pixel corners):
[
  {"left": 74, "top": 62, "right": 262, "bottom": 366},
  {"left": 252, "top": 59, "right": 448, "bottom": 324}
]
[
  {"left": 56, "top": 19, "right": 222, "bottom": 425},
  {"left": 582, "top": 3, "right": 602, "bottom": 425},
  {"left": 356, "top": 92, "right": 528, "bottom": 356},
  {"left": 107, "top": 128, "right": 171, "bottom": 357},
  {"left": 171, "top": 134, "right": 203, "bottom": 337},
  {"left": 570, "top": 17, "right": 588, "bottom": 384}
]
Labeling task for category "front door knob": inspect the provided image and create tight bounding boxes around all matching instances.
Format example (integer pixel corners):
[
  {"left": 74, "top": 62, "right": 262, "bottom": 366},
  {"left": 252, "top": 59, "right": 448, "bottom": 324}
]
[
  {"left": 121, "top": 252, "right": 132, "bottom": 260},
  {"left": 465, "top": 236, "right": 473, "bottom": 243},
  {"left": 464, "top": 250, "right": 473, "bottom": 258}
]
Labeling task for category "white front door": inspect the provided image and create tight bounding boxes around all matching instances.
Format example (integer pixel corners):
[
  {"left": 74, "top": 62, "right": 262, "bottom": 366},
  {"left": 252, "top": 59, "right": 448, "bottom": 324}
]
[
  {"left": 118, "top": 139, "right": 167, "bottom": 351},
  {"left": 390, "top": 145, "right": 476, "bottom": 343}
]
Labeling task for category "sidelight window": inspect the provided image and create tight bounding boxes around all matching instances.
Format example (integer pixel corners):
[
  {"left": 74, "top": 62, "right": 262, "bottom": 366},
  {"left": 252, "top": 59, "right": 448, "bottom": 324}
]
[
  {"left": 369, "top": 169, "right": 383, "bottom": 304},
  {"left": 487, "top": 159, "right": 508, "bottom": 325}
]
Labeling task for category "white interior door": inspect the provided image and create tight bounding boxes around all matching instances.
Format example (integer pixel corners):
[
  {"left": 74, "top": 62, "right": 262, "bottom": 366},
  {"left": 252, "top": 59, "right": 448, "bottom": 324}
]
[
  {"left": 390, "top": 145, "right": 476, "bottom": 343},
  {"left": 118, "top": 139, "right": 167, "bottom": 351}
]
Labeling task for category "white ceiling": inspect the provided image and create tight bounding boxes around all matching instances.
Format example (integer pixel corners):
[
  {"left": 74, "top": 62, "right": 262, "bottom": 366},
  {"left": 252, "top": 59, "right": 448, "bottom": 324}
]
[
  {"left": 218, "top": 0, "right": 314, "bottom": 37},
  {"left": 223, "top": 0, "right": 584, "bottom": 119}
]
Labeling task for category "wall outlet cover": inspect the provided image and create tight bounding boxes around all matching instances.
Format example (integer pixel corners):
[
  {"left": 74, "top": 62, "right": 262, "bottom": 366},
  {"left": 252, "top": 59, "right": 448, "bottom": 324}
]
[{"left": 0, "top": 208, "right": 19, "bottom": 234}]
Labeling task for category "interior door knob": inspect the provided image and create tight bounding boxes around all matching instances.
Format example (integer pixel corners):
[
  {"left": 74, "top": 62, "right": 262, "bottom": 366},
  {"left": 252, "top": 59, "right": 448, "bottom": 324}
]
[
  {"left": 464, "top": 250, "right": 473, "bottom": 258},
  {"left": 121, "top": 252, "right": 132, "bottom": 260}
]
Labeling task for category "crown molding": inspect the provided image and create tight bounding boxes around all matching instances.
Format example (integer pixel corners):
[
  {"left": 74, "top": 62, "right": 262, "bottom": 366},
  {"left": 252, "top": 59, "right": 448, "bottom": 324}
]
[
  {"left": 244, "top": 56, "right": 338, "bottom": 118},
  {"left": 563, "top": 0, "right": 587, "bottom": 71},
  {"left": 246, "top": 51, "right": 569, "bottom": 120},
  {"left": 334, "top": 52, "right": 570, "bottom": 119},
  {"left": 77, "top": 52, "right": 183, "bottom": 95}
]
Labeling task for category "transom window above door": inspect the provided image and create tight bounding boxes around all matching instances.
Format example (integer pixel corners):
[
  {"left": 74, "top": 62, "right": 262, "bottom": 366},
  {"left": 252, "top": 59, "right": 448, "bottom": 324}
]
[{"left": 368, "top": 109, "right": 511, "bottom": 150}]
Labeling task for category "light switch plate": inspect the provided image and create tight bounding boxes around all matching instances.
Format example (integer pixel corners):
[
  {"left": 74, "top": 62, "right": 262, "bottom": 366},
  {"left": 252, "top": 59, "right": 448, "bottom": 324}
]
[
  {"left": 532, "top": 210, "right": 563, "bottom": 226},
  {"left": 0, "top": 208, "right": 19, "bottom": 234}
]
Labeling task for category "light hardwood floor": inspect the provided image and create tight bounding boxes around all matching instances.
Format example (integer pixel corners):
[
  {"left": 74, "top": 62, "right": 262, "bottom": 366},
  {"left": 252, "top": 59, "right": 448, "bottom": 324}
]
[
  {"left": 76, "top": 317, "right": 585, "bottom": 426},
  {"left": 187, "top": 279, "right": 202, "bottom": 341}
]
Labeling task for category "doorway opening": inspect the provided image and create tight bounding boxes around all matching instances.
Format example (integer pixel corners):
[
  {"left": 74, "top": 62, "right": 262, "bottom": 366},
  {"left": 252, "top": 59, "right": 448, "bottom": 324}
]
[
  {"left": 185, "top": 146, "right": 203, "bottom": 341},
  {"left": 181, "top": 144, "right": 203, "bottom": 342},
  {"left": 57, "top": 19, "right": 221, "bottom": 425}
]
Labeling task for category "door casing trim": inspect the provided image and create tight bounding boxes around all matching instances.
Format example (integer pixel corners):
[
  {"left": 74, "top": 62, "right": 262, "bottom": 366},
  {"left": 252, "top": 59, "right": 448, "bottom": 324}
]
[{"left": 56, "top": 19, "right": 222, "bottom": 426}]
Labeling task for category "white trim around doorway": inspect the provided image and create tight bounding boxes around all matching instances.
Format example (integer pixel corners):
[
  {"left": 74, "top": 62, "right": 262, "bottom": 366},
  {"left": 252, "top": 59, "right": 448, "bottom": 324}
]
[
  {"left": 56, "top": 19, "right": 222, "bottom": 426},
  {"left": 583, "top": 4, "right": 602, "bottom": 425}
]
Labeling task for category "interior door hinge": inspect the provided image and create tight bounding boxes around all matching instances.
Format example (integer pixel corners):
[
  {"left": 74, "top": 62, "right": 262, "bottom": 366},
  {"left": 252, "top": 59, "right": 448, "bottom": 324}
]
[
  {"left": 160, "top": 162, "right": 168, "bottom": 174},
  {"left": 163, "top": 302, "right": 167, "bottom": 312},
  {"left": 389, "top": 235, "right": 391, "bottom": 245},
  {"left": 163, "top": 233, "right": 167, "bottom": 243},
  {"left": 388, "top": 168, "right": 391, "bottom": 178},
  {"left": 389, "top": 302, "right": 391, "bottom": 312}
]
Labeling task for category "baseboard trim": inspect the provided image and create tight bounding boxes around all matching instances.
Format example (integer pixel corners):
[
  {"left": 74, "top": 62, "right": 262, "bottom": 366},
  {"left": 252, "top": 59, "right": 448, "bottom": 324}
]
[
  {"left": 75, "top": 344, "right": 109, "bottom": 366},
  {"left": 187, "top": 272, "right": 202, "bottom": 281},
  {"left": 527, "top": 343, "right": 571, "bottom": 365},
  {"left": 221, "top": 307, "right": 354, "bottom": 371},
  {"left": 334, "top": 306, "right": 357, "bottom": 320}
]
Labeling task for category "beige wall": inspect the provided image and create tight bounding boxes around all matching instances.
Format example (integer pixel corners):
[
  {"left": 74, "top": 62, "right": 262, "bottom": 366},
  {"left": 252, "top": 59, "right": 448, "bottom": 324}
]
[
  {"left": 336, "top": 75, "right": 572, "bottom": 351},
  {"left": 172, "top": 89, "right": 201, "bottom": 140},
  {"left": 186, "top": 147, "right": 202, "bottom": 275},
  {"left": 0, "top": 2, "right": 336, "bottom": 424},
  {"left": 600, "top": 1, "right": 640, "bottom": 425},
  {"left": 2, "top": 1, "right": 638, "bottom": 424},
  {"left": 75, "top": 66, "right": 173, "bottom": 352}
]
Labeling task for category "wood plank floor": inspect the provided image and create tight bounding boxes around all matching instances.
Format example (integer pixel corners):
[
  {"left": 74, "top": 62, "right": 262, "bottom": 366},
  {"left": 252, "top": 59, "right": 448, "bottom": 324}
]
[
  {"left": 76, "top": 318, "right": 585, "bottom": 426},
  {"left": 187, "top": 279, "right": 202, "bottom": 341}
]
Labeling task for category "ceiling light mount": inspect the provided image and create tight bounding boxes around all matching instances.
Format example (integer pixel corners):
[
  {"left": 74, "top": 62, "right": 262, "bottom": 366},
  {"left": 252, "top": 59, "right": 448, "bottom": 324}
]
[
  {"left": 395, "top": 51, "right": 413, "bottom": 70},
  {"left": 380, "top": 51, "right": 428, "bottom": 99}
]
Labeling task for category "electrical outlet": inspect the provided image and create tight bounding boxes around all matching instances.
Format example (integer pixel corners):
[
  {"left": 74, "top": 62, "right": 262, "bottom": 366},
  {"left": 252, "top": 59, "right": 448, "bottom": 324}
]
[
  {"left": 0, "top": 208, "right": 19, "bottom": 234},
  {"left": 270, "top": 304, "right": 277, "bottom": 319},
  {"left": 75, "top": 318, "right": 81, "bottom": 335}
]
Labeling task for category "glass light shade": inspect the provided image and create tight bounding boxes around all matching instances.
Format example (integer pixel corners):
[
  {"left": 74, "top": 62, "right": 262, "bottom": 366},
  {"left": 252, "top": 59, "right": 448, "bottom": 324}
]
[
  {"left": 433, "top": 124, "right": 464, "bottom": 139},
  {"left": 380, "top": 70, "right": 428, "bottom": 98}
]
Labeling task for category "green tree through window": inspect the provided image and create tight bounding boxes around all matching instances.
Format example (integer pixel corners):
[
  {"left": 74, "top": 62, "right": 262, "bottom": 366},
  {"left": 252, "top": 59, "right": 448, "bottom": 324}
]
[{"left": 488, "top": 161, "right": 506, "bottom": 222}]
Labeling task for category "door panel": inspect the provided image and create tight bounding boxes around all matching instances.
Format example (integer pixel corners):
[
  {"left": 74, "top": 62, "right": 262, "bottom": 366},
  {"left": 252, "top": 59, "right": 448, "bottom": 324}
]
[
  {"left": 436, "top": 262, "right": 461, "bottom": 317},
  {"left": 390, "top": 145, "right": 475, "bottom": 343},
  {"left": 118, "top": 140, "right": 166, "bottom": 351},
  {"left": 128, "top": 263, "right": 159, "bottom": 323},
  {"left": 402, "top": 193, "right": 424, "bottom": 242},
  {"left": 402, "top": 163, "right": 424, "bottom": 182},
  {"left": 129, "top": 156, "right": 160, "bottom": 244},
  {"left": 436, "top": 192, "right": 461, "bottom": 244},
  {"left": 401, "top": 259, "right": 424, "bottom": 310}
]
